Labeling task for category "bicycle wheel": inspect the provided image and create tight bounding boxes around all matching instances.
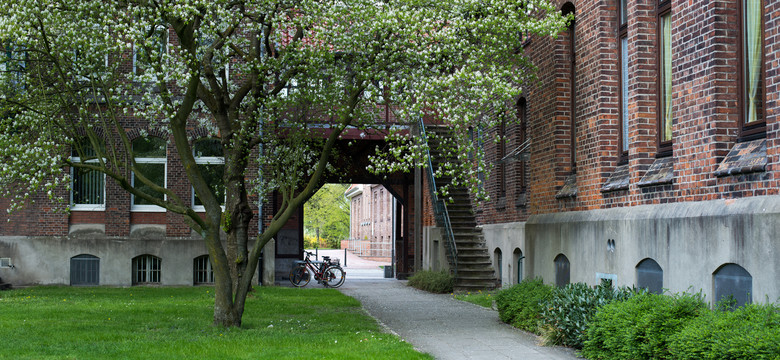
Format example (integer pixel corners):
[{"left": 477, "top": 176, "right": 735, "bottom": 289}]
[
  {"left": 322, "top": 266, "right": 345, "bottom": 288},
  {"left": 289, "top": 265, "right": 311, "bottom": 287}
]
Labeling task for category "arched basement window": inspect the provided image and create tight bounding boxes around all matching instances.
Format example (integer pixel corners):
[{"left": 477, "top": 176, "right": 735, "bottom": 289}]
[
  {"left": 70, "top": 254, "right": 99, "bottom": 286},
  {"left": 494, "top": 248, "right": 503, "bottom": 288},
  {"left": 554, "top": 253, "right": 570, "bottom": 287},
  {"left": 713, "top": 263, "right": 752, "bottom": 309},
  {"left": 514, "top": 248, "right": 524, "bottom": 284},
  {"left": 636, "top": 258, "right": 663, "bottom": 294},
  {"left": 132, "top": 254, "right": 161, "bottom": 285},
  {"left": 193, "top": 255, "right": 214, "bottom": 285}
]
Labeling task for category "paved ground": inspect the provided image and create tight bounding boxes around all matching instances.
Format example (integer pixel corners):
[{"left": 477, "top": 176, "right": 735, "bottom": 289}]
[
  {"left": 306, "top": 249, "right": 390, "bottom": 279},
  {"left": 339, "top": 279, "right": 582, "bottom": 360}
]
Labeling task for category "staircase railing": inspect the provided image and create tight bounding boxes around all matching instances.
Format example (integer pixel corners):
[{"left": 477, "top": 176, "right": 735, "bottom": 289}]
[{"left": 418, "top": 118, "right": 458, "bottom": 278}]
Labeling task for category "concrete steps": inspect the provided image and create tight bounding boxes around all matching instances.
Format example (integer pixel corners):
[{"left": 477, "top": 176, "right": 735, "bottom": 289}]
[{"left": 424, "top": 125, "right": 497, "bottom": 292}]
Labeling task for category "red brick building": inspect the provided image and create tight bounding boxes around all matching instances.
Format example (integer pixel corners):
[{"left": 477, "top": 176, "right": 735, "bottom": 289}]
[
  {"left": 423, "top": 0, "right": 779, "bottom": 305},
  {"left": 343, "top": 184, "right": 395, "bottom": 261}
]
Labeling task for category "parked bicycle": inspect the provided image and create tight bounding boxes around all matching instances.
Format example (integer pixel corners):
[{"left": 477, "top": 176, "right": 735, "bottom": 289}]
[{"left": 289, "top": 251, "right": 346, "bottom": 288}]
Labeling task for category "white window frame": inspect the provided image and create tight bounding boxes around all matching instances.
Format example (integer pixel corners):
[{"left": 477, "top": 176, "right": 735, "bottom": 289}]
[
  {"left": 69, "top": 156, "right": 106, "bottom": 212},
  {"left": 131, "top": 158, "right": 167, "bottom": 212},
  {"left": 192, "top": 154, "right": 225, "bottom": 213},
  {"left": 133, "top": 25, "right": 169, "bottom": 76}
]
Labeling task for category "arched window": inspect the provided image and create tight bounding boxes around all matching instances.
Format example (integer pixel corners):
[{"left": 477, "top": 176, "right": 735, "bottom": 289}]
[
  {"left": 70, "top": 254, "right": 99, "bottom": 286},
  {"left": 494, "top": 248, "right": 503, "bottom": 287},
  {"left": 713, "top": 263, "right": 752, "bottom": 309},
  {"left": 131, "top": 136, "right": 167, "bottom": 211},
  {"left": 554, "top": 253, "right": 570, "bottom": 287},
  {"left": 132, "top": 254, "right": 161, "bottom": 285},
  {"left": 636, "top": 258, "right": 663, "bottom": 294},
  {"left": 193, "top": 255, "right": 214, "bottom": 284},
  {"left": 192, "top": 138, "right": 225, "bottom": 211},
  {"left": 513, "top": 248, "right": 524, "bottom": 284}
]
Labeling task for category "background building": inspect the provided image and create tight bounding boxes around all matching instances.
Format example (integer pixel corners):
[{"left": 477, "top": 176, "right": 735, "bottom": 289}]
[{"left": 343, "top": 184, "right": 395, "bottom": 262}]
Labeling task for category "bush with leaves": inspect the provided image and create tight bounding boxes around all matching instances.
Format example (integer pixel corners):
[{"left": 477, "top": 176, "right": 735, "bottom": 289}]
[
  {"left": 581, "top": 291, "right": 707, "bottom": 359},
  {"left": 408, "top": 270, "right": 454, "bottom": 294},
  {"left": 495, "top": 278, "right": 554, "bottom": 333},
  {"left": 667, "top": 302, "right": 780, "bottom": 360},
  {"left": 539, "top": 281, "right": 636, "bottom": 348}
]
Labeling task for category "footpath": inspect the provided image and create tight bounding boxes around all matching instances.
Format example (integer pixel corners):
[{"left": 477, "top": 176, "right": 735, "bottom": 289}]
[{"left": 339, "top": 279, "right": 582, "bottom": 360}]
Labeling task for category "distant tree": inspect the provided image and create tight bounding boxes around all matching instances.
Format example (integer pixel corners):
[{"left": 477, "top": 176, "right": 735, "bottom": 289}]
[
  {"left": 0, "top": 0, "right": 570, "bottom": 327},
  {"left": 304, "top": 184, "right": 349, "bottom": 248}
]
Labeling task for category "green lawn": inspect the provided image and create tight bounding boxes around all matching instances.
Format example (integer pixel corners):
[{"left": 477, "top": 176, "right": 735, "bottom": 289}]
[
  {"left": 0, "top": 286, "right": 429, "bottom": 360},
  {"left": 453, "top": 290, "right": 496, "bottom": 308}
]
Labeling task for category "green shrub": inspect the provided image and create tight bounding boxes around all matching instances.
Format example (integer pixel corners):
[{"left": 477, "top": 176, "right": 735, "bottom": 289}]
[
  {"left": 495, "top": 278, "right": 553, "bottom": 333},
  {"left": 303, "top": 234, "right": 340, "bottom": 249},
  {"left": 539, "top": 280, "right": 636, "bottom": 349},
  {"left": 407, "top": 270, "right": 454, "bottom": 294},
  {"left": 668, "top": 302, "right": 780, "bottom": 360},
  {"left": 582, "top": 291, "right": 707, "bottom": 360}
]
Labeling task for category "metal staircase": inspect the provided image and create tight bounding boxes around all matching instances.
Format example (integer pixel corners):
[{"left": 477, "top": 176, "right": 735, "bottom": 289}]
[{"left": 420, "top": 122, "right": 497, "bottom": 292}]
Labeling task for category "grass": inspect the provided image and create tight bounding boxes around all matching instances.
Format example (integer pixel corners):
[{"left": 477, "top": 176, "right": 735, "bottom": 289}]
[
  {"left": 453, "top": 290, "right": 496, "bottom": 308},
  {"left": 0, "top": 286, "right": 430, "bottom": 360}
]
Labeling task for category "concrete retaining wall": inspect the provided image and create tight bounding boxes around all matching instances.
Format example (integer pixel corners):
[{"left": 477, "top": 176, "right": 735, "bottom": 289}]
[
  {"left": 0, "top": 227, "right": 263, "bottom": 286},
  {"left": 432, "top": 195, "right": 779, "bottom": 303}
]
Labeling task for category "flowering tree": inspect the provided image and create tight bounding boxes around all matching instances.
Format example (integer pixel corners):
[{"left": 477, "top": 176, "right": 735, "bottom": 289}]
[{"left": 0, "top": 0, "right": 569, "bottom": 327}]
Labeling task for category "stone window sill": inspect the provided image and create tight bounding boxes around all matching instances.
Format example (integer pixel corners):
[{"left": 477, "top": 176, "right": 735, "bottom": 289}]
[{"left": 714, "top": 139, "right": 767, "bottom": 177}]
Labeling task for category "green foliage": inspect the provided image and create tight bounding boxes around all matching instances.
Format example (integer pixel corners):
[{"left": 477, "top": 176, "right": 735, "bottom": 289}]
[
  {"left": 668, "top": 302, "right": 780, "bottom": 360},
  {"left": 304, "top": 184, "right": 350, "bottom": 248},
  {"left": 408, "top": 270, "right": 454, "bottom": 294},
  {"left": 0, "top": 286, "right": 430, "bottom": 360},
  {"left": 582, "top": 291, "right": 707, "bottom": 359},
  {"left": 303, "top": 234, "right": 340, "bottom": 249},
  {"left": 539, "top": 281, "right": 636, "bottom": 349},
  {"left": 495, "top": 278, "right": 553, "bottom": 333}
]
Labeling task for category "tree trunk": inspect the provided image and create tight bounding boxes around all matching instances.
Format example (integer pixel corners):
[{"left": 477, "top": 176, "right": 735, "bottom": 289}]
[{"left": 206, "top": 226, "right": 243, "bottom": 327}]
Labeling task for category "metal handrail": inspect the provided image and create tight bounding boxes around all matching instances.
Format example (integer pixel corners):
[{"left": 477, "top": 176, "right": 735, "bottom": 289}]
[{"left": 418, "top": 118, "right": 458, "bottom": 277}]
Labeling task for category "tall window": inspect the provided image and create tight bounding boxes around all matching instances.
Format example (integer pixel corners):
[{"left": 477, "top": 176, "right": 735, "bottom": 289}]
[
  {"left": 738, "top": 0, "right": 765, "bottom": 139},
  {"left": 1, "top": 42, "right": 26, "bottom": 90},
  {"left": 657, "top": 0, "right": 673, "bottom": 155},
  {"left": 70, "top": 138, "right": 105, "bottom": 211},
  {"left": 498, "top": 115, "right": 507, "bottom": 196},
  {"left": 192, "top": 138, "right": 225, "bottom": 211},
  {"left": 132, "top": 254, "right": 161, "bottom": 285},
  {"left": 193, "top": 255, "right": 214, "bottom": 284},
  {"left": 132, "top": 137, "right": 166, "bottom": 211},
  {"left": 562, "top": 3, "right": 577, "bottom": 171},
  {"left": 133, "top": 24, "right": 168, "bottom": 76},
  {"left": 618, "top": 0, "right": 629, "bottom": 162},
  {"left": 517, "top": 98, "right": 528, "bottom": 194}
]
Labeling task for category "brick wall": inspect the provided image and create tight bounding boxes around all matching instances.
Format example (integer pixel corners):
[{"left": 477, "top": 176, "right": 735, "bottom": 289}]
[{"left": 474, "top": 0, "right": 780, "bottom": 226}]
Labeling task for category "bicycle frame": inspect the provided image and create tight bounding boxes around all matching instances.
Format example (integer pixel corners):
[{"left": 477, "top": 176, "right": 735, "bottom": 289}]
[{"left": 289, "top": 251, "right": 345, "bottom": 288}]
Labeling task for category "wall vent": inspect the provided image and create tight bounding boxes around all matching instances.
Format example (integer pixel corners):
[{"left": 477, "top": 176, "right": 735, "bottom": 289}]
[{"left": 0, "top": 258, "right": 11, "bottom": 268}]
